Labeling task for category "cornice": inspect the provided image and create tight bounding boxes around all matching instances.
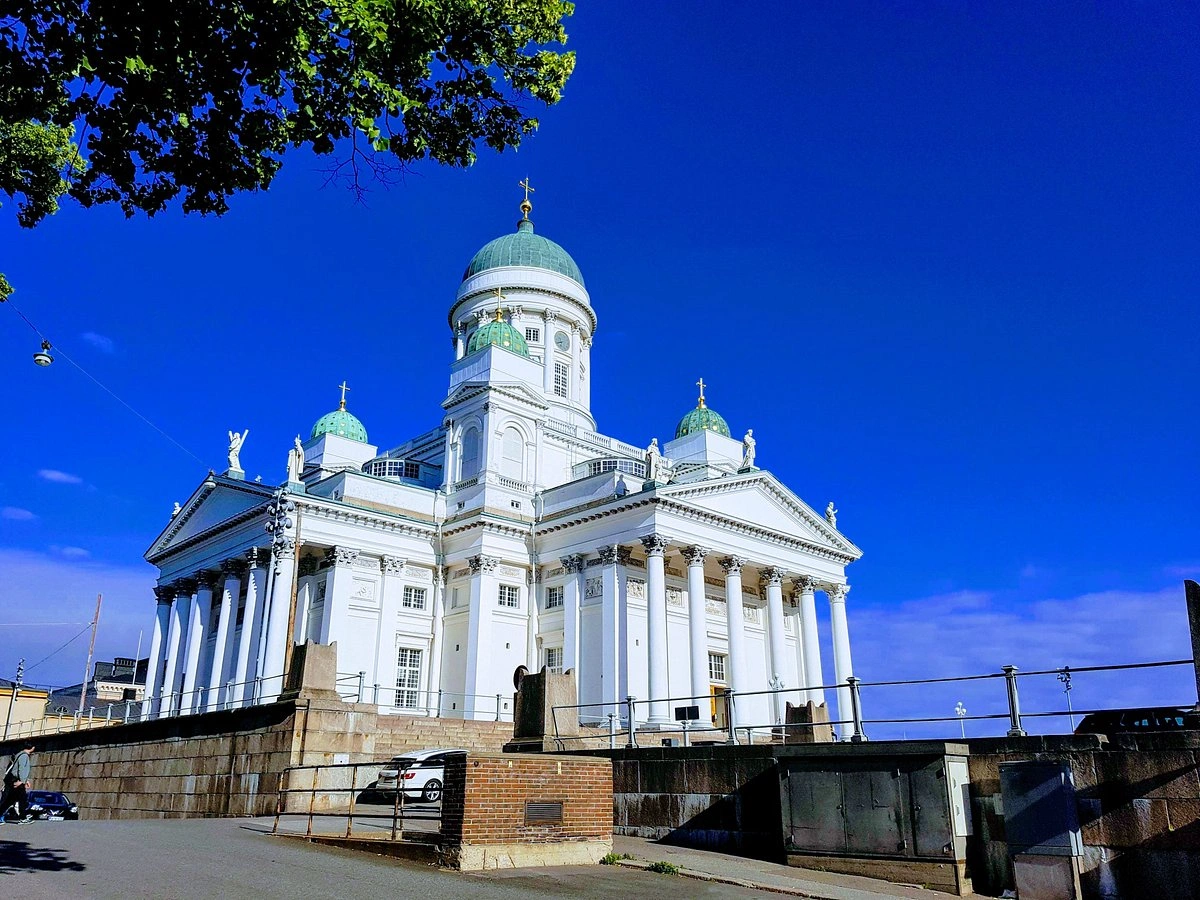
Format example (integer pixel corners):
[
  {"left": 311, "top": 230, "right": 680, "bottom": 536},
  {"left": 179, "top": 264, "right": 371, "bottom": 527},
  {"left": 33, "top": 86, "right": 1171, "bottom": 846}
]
[
  {"left": 449, "top": 284, "right": 597, "bottom": 334},
  {"left": 443, "top": 381, "right": 549, "bottom": 414}
]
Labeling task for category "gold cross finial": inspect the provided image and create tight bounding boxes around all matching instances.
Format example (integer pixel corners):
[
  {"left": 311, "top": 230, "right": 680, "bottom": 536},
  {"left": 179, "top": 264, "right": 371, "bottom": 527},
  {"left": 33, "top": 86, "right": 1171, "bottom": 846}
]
[
  {"left": 518, "top": 177, "right": 534, "bottom": 220},
  {"left": 493, "top": 287, "right": 506, "bottom": 322},
  {"left": 697, "top": 377, "right": 707, "bottom": 409},
  {"left": 338, "top": 380, "right": 350, "bottom": 409}
]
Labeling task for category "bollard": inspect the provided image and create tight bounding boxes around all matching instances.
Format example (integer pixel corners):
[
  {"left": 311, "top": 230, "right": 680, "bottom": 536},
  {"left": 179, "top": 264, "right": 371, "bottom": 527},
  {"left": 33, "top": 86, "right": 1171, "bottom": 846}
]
[
  {"left": 495, "top": 693, "right": 502, "bottom": 722},
  {"left": 105, "top": 705, "right": 112, "bottom": 722},
  {"left": 435, "top": 688, "right": 444, "bottom": 718},
  {"left": 626, "top": 695, "right": 638, "bottom": 748},
  {"left": 1003, "top": 665, "right": 1027, "bottom": 737},
  {"left": 226, "top": 680, "right": 235, "bottom": 710},
  {"left": 373, "top": 683, "right": 380, "bottom": 705},
  {"left": 358, "top": 671, "right": 366, "bottom": 703},
  {"left": 682, "top": 719, "right": 691, "bottom": 748},
  {"left": 847, "top": 676, "right": 867, "bottom": 743},
  {"left": 724, "top": 689, "right": 737, "bottom": 744},
  {"left": 608, "top": 712, "right": 617, "bottom": 750}
]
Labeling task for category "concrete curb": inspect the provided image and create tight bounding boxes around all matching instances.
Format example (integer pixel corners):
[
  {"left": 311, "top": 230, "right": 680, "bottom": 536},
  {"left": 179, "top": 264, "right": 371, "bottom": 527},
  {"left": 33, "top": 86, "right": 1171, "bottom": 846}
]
[{"left": 614, "top": 857, "right": 835, "bottom": 899}]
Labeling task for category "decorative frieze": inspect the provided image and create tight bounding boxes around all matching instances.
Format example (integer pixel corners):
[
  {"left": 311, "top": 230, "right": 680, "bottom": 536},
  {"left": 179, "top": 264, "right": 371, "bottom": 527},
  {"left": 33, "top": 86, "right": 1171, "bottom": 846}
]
[
  {"left": 627, "top": 578, "right": 646, "bottom": 601},
  {"left": 584, "top": 576, "right": 603, "bottom": 599},
  {"left": 402, "top": 564, "right": 430, "bottom": 583},
  {"left": 667, "top": 587, "right": 684, "bottom": 608},
  {"left": 705, "top": 597, "right": 725, "bottom": 616},
  {"left": 351, "top": 578, "right": 377, "bottom": 603},
  {"left": 743, "top": 605, "right": 762, "bottom": 624},
  {"left": 497, "top": 564, "right": 523, "bottom": 579}
]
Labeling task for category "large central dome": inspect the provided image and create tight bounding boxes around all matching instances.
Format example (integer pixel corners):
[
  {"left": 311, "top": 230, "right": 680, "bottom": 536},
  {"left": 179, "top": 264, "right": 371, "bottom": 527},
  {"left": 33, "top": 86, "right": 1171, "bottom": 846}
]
[{"left": 462, "top": 218, "right": 584, "bottom": 287}]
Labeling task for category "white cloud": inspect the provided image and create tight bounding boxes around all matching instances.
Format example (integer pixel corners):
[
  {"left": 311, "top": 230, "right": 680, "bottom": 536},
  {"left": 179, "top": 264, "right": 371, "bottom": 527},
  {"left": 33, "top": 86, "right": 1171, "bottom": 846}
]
[
  {"left": 1, "top": 507, "right": 36, "bottom": 521},
  {"left": 80, "top": 331, "right": 115, "bottom": 353},
  {"left": 37, "top": 469, "right": 83, "bottom": 484},
  {"left": 0, "top": 548, "right": 156, "bottom": 689},
  {"left": 52, "top": 545, "right": 91, "bottom": 559},
  {"left": 847, "top": 586, "right": 1195, "bottom": 740}
]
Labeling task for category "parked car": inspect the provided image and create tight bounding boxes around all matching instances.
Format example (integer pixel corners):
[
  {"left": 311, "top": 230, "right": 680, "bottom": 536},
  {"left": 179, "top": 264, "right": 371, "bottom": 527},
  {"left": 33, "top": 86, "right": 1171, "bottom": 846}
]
[
  {"left": 1074, "top": 707, "right": 1200, "bottom": 736},
  {"left": 27, "top": 791, "right": 79, "bottom": 820},
  {"left": 375, "top": 749, "right": 463, "bottom": 803}
]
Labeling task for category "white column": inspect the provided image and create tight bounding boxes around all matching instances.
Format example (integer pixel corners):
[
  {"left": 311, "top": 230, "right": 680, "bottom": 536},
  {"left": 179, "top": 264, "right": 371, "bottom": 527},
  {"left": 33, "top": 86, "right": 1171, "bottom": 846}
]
[
  {"left": 788, "top": 596, "right": 808, "bottom": 696},
  {"left": 455, "top": 322, "right": 466, "bottom": 360},
  {"left": 796, "top": 576, "right": 825, "bottom": 705},
  {"left": 162, "top": 581, "right": 192, "bottom": 715},
  {"left": 181, "top": 573, "right": 215, "bottom": 713},
  {"left": 318, "top": 546, "right": 359, "bottom": 646},
  {"left": 293, "top": 556, "right": 316, "bottom": 644},
  {"left": 428, "top": 566, "right": 446, "bottom": 714},
  {"left": 525, "top": 567, "right": 540, "bottom": 671},
  {"left": 209, "top": 560, "right": 244, "bottom": 709},
  {"left": 682, "top": 546, "right": 710, "bottom": 705},
  {"left": 569, "top": 322, "right": 581, "bottom": 402},
  {"left": 720, "top": 557, "right": 748, "bottom": 732},
  {"left": 828, "top": 583, "right": 856, "bottom": 739},
  {"left": 375, "top": 555, "right": 405, "bottom": 705},
  {"left": 598, "top": 545, "right": 626, "bottom": 714},
  {"left": 232, "top": 549, "right": 266, "bottom": 706},
  {"left": 762, "top": 567, "right": 788, "bottom": 725},
  {"left": 441, "top": 420, "right": 455, "bottom": 491},
  {"left": 143, "top": 589, "right": 172, "bottom": 717},
  {"left": 532, "top": 419, "right": 545, "bottom": 490},
  {"left": 464, "top": 554, "right": 499, "bottom": 719},
  {"left": 642, "top": 534, "right": 670, "bottom": 724},
  {"left": 542, "top": 311, "right": 557, "bottom": 394},
  {"left": 560, "top": 554, "right": 584, "bottom": 677},
  {"left": 581, "top": 335, "right": 592, "bottom": 408},
  {"left": 261, "top": 537, "right": 297, "bottom": 701}
]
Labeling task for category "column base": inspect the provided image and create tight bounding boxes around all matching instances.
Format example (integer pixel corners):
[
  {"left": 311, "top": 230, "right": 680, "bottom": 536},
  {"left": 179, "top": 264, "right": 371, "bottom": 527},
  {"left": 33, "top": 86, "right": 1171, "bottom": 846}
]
[{"left": 225, "top": 467, "right": 245, "bottom": 480}]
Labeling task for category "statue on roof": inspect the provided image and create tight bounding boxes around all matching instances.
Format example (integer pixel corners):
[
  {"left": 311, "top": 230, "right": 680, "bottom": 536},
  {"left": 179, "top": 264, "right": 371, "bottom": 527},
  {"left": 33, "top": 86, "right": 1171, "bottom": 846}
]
[
  {"left": 741, "top": 429, "right": 756, "bottom": 469},
  {"left": 227, "top": 429, "right": 248, "bottom": 471},
  {"left": 287, "top": 435, "right": 304, "bottom": 483},
  {"left": 825, "top": 502, "right": 838, "bottom": 528}
]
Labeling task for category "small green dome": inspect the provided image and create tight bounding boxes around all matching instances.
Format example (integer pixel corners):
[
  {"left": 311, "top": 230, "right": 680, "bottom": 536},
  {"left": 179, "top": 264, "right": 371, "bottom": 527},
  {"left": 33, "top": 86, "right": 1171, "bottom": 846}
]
[
  {"left": 467, "top": 316, "right": 531, "bottom": 358},
  {"left": 312, "top": 404, "right": 368, "bottom": 443},
  {"left": 463, "top": 218, "right": 584, "bottom": 286},
  {"left": 675, "top": 403, "right": 731, "bottom": 440}
]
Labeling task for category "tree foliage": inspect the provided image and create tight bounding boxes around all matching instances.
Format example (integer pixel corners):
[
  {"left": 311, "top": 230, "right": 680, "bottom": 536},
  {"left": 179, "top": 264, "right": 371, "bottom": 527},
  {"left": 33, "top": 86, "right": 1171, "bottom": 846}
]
[{"left": 0, "top": 0, "right": 575, "bottom": 226}]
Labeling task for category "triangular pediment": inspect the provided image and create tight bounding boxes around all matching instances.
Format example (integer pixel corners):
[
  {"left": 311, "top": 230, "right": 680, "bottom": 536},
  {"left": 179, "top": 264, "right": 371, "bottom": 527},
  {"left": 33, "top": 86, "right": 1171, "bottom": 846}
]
[
  {"left": 659, "top": 473, "right": 862, "bottom": 559},
  {"left": 145, "top": 476, "right": 272, "bottom": 561},
  {"left": 443, "top": 381, "right": 548, "bottom": 412}
]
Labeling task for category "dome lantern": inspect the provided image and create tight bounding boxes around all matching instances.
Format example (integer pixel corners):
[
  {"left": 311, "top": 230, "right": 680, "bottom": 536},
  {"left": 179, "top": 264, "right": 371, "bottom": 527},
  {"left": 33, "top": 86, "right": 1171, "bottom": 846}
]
[
  {"left": 311, "top": 381, "right": 369, "bottom": 443},
  {"left": 674, "top": 377, "right": 731, "bottom": 439}
]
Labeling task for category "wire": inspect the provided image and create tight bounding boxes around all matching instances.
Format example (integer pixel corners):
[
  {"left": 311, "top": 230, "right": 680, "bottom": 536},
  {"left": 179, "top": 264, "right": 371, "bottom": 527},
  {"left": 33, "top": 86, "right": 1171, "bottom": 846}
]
[
  {"left": 3, "top": 296, "right": 210, "bottom": 467},
  {"left": 0, "top": 622, "right": 90, "bottom": 627},
  {"left": 23, "top": 623, "right": 93, "bottom": 674}
]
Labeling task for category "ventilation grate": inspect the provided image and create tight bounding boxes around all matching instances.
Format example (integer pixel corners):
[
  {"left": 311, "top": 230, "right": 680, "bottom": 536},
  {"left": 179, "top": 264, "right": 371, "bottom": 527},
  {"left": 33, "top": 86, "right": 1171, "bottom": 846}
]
[{"left": 525, "top": 800, "right": 564, "bottom": 825}]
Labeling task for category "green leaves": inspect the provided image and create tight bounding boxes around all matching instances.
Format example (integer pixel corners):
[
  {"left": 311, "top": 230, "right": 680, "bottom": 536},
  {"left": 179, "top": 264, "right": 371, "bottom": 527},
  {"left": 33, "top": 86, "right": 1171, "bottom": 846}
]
[{"left": 0, "top": 0, "right": 575, "bottom": 227}]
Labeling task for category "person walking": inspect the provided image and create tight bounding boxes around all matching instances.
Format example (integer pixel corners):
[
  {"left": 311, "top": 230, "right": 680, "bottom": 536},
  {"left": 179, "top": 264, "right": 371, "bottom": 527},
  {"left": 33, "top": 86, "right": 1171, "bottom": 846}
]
[{"left": 2, "top": 741, "right": 35, "bottom": 824}]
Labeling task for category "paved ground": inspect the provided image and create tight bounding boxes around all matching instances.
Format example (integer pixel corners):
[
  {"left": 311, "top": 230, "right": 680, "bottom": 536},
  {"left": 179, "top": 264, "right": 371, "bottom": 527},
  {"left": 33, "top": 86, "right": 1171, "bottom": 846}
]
[{"left": 0, "top": 818, "right": 770, "bottom": 899}]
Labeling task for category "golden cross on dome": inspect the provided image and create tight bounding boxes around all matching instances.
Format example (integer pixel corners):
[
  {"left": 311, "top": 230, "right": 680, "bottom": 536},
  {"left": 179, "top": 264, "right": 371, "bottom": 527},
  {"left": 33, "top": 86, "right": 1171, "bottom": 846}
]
[
  {"left": 696, "top": 377, "right": 707, "bottom": 409},
  {"left": 338, "top": 380, "right": 350, "bottom": 409},
  {"left": 493, "top": 287, "right": 506, "bottom": 322},
  {"left": 518, "top": 177, "right": 535, "bottom": 220}
]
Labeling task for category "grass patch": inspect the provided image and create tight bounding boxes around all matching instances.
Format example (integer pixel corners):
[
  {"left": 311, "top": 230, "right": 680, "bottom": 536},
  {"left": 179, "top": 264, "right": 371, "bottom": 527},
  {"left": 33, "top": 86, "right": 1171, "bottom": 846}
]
[
  {"left": 599, "top": 852, "right": 634, "bottom": 865},
  {"left": 647, "top": 860, "right": 680, "bottom": 875}
]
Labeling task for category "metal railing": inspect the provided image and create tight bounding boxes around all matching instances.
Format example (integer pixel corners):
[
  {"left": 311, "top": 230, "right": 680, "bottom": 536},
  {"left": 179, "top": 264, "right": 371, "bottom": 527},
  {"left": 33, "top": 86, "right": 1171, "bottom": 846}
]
[
  {"left": 270, "top": 760, "right": 444, "bottom": 842},
  {"left": 334, "top": 672, "right": 513, "bottom": 722},
  {"left": 548, "top": 657, "right": 1198, "bottom": 746}
]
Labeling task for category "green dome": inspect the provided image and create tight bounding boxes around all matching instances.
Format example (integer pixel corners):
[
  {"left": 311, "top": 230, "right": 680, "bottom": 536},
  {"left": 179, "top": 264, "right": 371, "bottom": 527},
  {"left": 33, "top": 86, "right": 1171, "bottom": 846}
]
[
  {"left": 312, "top": 404, "right": 368, "bottom": 443},
  {"left": 467, "top": 316, "right": 531, "bottom": 358},
  {"left": 463, "top": 219, "right": 585, "bottom": 286},
  {"left": 674, "top": 403, "right": 731, "bottom": 440}
]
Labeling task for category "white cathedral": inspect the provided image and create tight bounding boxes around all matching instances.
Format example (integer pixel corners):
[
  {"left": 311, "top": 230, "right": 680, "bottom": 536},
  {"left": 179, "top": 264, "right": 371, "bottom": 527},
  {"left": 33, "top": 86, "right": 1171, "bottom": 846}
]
[{"left": 142, "top": 192, "right": 864, "bottom": 735}]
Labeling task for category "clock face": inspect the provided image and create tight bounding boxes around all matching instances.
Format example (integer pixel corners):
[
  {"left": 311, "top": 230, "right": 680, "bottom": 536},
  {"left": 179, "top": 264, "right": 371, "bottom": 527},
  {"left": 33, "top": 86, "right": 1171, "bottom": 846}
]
[{"left": 554, "top": 330, "right": 571, "bottom": 351}]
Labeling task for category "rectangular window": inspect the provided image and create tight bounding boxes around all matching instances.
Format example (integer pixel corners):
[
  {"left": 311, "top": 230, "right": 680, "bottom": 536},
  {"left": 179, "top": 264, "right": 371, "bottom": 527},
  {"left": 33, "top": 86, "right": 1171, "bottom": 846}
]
[
  {"left": 708, "top": 652, "right": 727, "bottom": 683},
  {"left": 498, "top": 584, "right": 520, "bottom": 608},
  {"left": 451, "top": 588, "right": 460, "bottom": 609},
  {"left": 394, "top": 647, "right": 422, "bottom": 707},
  {"left": 553, "top": 361, "right": 569, "bottom": 398},
  {"left": 402, "top": 586, "right": 426, "bottom": 610},
  {"left": 545, "top": 585, "right": 564, "bottom": 609},
  {"left": 545, "top": 647, "right": 564, "bottom": 674},
  {"left": 525, "top": 327, "right": 541, "bottom": 343},
  {"left": 402, "top": 461, "right": 420, "bottom": 480}
]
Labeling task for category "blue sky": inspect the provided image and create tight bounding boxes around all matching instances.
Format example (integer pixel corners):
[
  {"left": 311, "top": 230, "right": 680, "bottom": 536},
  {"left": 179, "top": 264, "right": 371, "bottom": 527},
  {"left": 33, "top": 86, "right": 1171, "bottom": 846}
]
[{"left": 1, "top": 2, "right": 1198, "bottom": 735}]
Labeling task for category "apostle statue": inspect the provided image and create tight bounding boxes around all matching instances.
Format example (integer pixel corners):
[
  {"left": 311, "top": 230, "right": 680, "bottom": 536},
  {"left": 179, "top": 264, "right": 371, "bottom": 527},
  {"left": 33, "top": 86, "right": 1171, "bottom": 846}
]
[
  {"left": 227, "top": 428, "right": 249, "bottom": 471},
  {"left": 287, "top": 435, "right": 304, "bottom": 483},
  {"left": 645, "top": 438, "right": 661, "bottom": 481},
  {"left": 825, "top": 502, "right": 838, "bottom": 528},
  {"left": 171, "top": 501, "right": 181, "bottom": 518},
  {"left": 741, "top": 429, "right": 756, "bottom": 469}
]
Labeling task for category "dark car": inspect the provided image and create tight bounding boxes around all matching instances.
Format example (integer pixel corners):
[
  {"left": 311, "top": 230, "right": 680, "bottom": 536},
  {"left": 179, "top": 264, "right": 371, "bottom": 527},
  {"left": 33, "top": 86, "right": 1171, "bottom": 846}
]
[
  {"left": 26, "top": 790, "right": 79, "bottom": 820},
  {"left": 1074, "top": 707, "right": 1200, "bottom": 736}
]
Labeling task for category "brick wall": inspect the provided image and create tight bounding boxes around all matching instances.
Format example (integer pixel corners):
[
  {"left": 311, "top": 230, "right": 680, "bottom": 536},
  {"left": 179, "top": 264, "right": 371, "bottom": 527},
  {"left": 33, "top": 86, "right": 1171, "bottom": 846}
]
[{"left": 440, "top": 752, "right": 613, "bottom": 869}]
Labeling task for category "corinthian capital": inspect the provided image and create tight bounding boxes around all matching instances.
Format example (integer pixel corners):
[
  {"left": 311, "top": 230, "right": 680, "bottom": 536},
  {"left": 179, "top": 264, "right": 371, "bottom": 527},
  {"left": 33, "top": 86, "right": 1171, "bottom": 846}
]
[
  {"left": 220, "top": 559, "right": 247, "bottom": 579},
  {"left": 173, "top": 578, "right": 198, "bottom": 597},
  {"left": 760, "top": 566, "right": 785, "bottom": 587},
  {"left": 559, "top": 553, "right": 586, "bottom": 574},
  {"left": 640, "top": 534, "right": 669, "bottom": 557},
  {"left": 325, "top": 546, "right": 359, "bottom": 569},
  {"left": 680, "top": 545, "right": 709, "bottom": 567},
  {"left": 793, "top": 575, "right": 819, "bottom": 594},
  {"left": 827, "top": 583, "right": 850, "bottom": 603},
  {"left": 153, "top": 585, "right": 174, "bottom": 604},
  {"left": 469, "top": 554, "right": 500, "bottom": 575},
  {"left": 381, "top": 555, "right": 407, "bottom": 576},
  {"left": 194, "top": 571, "right": 219, "bottom": 591},
  {"left": 718, "top": 556, "right": 745, "bottom": 576}
]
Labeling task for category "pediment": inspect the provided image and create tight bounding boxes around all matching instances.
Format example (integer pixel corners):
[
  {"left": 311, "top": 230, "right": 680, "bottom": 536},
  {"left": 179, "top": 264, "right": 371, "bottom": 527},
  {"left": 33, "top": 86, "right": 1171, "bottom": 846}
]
[
  {"left": 145, "top": 476, "right": 271, "bottom": 561},
  {"left": 659, "top": 474, "right": 861, "bottom": 559},
  {"left": 443, "top": 381, "right": 548, "bottom": 412}
]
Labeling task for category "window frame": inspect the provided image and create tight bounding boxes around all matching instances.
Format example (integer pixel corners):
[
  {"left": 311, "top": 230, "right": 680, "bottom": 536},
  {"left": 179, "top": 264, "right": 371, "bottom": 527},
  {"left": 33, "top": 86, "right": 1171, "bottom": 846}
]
[
  {"left": 545, "top": 585, "right": 564, "bottom": 609},
  {"left": 394, "top": 646, "right": 423, "bottom": 708},
  {"left": 498, "top": 583, "right": 521, "bottom": 608},
  {"left": 402, "top": 586, "right": 427, "bottom": 610},
  {"left": 708, "top": 652, "right": 727, "bottom": 684}
]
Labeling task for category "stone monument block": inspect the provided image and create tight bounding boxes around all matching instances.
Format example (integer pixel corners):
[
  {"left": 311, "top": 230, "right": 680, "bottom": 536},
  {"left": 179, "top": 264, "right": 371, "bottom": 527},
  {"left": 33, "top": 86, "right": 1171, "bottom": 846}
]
[
  {"left": 507, "top": 666, "right": 579, "bottom": 751},
  {"left": 280, "top": 640, "right": 342, "bottom": 701},
  {"left": 784, "top": 700, "right": 835, "bottom": 744}
]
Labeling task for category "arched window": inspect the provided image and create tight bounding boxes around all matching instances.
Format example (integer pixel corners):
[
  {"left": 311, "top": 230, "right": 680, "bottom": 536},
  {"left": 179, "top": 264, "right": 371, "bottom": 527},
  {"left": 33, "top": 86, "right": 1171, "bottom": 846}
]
[
  {"left": 500, "top": 427, "right": 524, "bottom": 479},
  {"left": 460, "top": 427, "right": 480, "bottom": 479}
]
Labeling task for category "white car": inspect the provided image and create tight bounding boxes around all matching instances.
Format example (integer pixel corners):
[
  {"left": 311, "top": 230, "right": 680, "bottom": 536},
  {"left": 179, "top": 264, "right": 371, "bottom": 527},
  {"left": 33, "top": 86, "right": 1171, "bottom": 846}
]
[{"left": 375, "top": 748, "right": 463, "bottom": 803}]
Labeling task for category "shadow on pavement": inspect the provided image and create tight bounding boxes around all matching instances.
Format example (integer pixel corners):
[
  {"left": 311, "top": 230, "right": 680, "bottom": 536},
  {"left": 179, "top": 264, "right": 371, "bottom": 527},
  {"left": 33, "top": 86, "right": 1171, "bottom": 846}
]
[{"left": 0, "top": 840, "right": 87, "bottom": 874}]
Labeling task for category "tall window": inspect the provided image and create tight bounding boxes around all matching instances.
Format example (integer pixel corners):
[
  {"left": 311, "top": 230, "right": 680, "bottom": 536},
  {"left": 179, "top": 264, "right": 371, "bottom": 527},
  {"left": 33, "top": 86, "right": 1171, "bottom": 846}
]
[
  {"left": 545, "top": 585, "right": 564, "bottom": 609},
  {"left": 525, "top": 327, "right": 541, "bottom": 344},
  {"left": 553, "top": 361, "right": 569, "bottom": 398},
  {"left": 500, "top": 427, "right": 524, "bottom": 479},
  {"left": 395, "top": 647, "right": 422, "bottom": 707},
  {"left": 402, "top": 586, "right": 426, "bottom": 610},
  {"left": 498, "top": 584, "right": 520, "bottom": 608},
  {"left": 460, "top": 427, "right": 480, "bottom": 479},
  {"left": 545, "top": 647, "right": 564, "bottom": 674},
  {"left": 708, "top": 652, "right": 727, "bottom": 684}
]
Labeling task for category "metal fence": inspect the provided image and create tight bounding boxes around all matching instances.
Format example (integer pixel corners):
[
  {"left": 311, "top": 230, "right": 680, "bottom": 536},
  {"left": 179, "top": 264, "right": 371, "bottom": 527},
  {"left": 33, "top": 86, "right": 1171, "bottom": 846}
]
[{"left": 549, "top": 657, "right": 1198, "bottom": 747}]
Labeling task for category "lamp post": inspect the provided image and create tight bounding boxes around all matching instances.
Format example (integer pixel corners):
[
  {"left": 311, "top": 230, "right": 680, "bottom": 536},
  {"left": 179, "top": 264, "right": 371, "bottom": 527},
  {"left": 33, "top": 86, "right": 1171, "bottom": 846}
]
[
  {"left": 954, "top": 701, "right": 967, "bottom": 739},
  {"left": 1057, "top": 667, "right": 1075, "bottom": 731},
  {"left": 3, "top": 659, "right": 24, "bottom": 741}
]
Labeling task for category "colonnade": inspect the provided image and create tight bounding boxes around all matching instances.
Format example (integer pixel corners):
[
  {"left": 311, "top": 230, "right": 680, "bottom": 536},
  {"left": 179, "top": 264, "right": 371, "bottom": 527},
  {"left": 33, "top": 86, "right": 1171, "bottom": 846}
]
[{"left": 549, "top": 534, "right": 857, "bottom": 735}]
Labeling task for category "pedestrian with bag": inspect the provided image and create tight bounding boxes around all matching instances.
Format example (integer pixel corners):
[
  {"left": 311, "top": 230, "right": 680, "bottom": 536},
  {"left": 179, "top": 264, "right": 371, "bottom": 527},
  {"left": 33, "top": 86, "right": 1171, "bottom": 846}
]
[{"left": 1, "top": 741, "right": 35, "bottom": 824}]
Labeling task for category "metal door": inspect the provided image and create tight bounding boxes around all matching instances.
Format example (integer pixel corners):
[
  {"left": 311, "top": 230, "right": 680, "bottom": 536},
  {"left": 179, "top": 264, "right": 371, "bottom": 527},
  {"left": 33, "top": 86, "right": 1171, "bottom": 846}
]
[
  {"left": 785, "top": 768, "right": 846, "bottom": 853},
  {"left": 909, "top": 760, "right": 953, "bottom": 857},
  {"left": 842, "top": 768, "right": 905, "bottom": 855}
]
